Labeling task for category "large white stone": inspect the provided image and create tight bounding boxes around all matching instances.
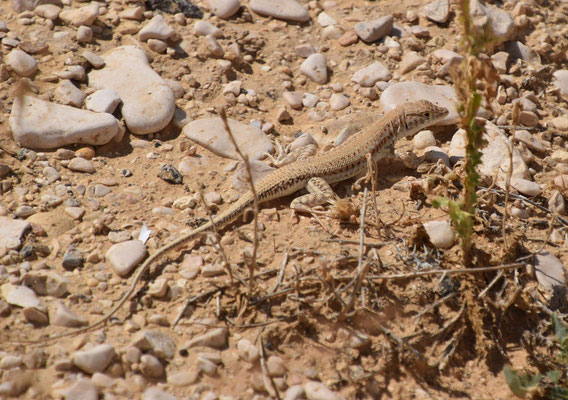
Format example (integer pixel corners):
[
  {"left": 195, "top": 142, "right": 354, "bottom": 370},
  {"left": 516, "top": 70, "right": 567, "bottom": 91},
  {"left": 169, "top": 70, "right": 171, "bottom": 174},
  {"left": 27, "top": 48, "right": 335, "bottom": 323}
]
[
  {"left": 72, "top": 344, "right": 115, "bottom": 374},
  {"left": 184, "top": 118, "right": 274, "bottom": 161},
  {"left": 59, "top": 3, "right": 99, "bottom": 26},
  {"left": 10, "top": 95, "right": 121, "bottom": 149},
  {"left": 553, "top": 70, "right": 568, "bottom": 96},
  {"left": 470, "top": 0, "right": 514, "bottom": 45},
  {"left": 88, "top": 46, "right": 175, "bottom": 135},
  {"left": 106, "top": 240, "right": 147, "bottom": 277},
  {"left": 249, "top": 0, "right": 310, "bottom": 22},
  {"left": 380, "top": 81, "right": 457, "bottom": 125},
  {"left": 5, "top": 49, "right": 37, "bottom": 77},
  {"left": 0, "top": 217, "right": 30, "bottom": 250},
  {"left": 1, "top": 283, "right": 42, "bottom": 308},
  {"left": 300, "top": 53, "right": 327, "bottom": 84},
  {"left": 206, "top": 0, "right": 240, "bottom": 18},
  {"left": 138, "top": 14, "right": 174, "bottom": 41},
  {"left": 351, "top": 61, "right": 390, "bottom": 87}
]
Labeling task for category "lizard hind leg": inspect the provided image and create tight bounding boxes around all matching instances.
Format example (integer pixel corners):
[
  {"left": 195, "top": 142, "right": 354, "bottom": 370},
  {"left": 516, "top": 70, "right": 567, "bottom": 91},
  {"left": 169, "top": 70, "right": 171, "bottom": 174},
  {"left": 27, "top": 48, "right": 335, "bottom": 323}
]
[{"left": 290, "top": 177, "right": 336, "bottom": 214}]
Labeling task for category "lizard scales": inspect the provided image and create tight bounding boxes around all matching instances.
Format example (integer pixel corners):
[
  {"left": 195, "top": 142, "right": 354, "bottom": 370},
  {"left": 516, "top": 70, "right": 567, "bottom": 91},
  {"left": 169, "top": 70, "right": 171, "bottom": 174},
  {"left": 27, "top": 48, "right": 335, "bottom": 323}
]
[{"left": 24, "top": 99, "right": 448, "bottom": 342}]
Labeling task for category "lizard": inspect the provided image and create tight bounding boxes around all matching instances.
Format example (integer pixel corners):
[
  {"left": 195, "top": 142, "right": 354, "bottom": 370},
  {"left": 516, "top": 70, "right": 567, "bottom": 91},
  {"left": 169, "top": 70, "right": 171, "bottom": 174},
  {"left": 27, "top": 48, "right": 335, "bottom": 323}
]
[{"left": 22, "top": 99, "right": 448, "bottom": 343}]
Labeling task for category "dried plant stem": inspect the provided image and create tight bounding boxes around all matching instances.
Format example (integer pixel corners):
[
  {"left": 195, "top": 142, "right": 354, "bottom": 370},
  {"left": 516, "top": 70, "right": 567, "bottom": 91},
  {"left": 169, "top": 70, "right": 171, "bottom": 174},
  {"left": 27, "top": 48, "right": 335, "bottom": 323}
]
[{"left": 219, "top": 108, "right": 259, "bottom": 297}]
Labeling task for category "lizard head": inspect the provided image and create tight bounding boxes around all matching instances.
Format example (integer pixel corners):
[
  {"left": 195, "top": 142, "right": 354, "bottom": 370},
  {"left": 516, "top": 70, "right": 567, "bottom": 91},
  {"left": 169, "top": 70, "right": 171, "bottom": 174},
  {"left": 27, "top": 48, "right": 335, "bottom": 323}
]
[{"left": 398, "top": 100, "right": 449, "bottom": 139}]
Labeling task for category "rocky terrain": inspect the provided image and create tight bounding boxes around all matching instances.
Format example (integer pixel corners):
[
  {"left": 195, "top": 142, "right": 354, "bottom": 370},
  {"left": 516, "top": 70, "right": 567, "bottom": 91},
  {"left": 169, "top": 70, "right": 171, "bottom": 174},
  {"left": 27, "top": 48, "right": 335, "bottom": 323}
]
[{"left": 1, "top": 0, "right": 568, "bottom": 398}]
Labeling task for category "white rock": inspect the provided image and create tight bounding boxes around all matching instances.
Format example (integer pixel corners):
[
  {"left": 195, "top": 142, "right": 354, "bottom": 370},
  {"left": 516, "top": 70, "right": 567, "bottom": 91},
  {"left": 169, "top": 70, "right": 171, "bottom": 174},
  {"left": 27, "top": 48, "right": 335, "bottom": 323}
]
[
  {"left": 147, "top": 39, "right": 167, "bottom": 54},
  {"left": 423, "top": 220, "right": 455, "bottom": 249},
  {"left": 55, "top": 80, "right": 86, "bottom": 107},
  {"left": 413, "top": 130, "right": 436, "bottom": 150},
  {"left": 478, "top": 121, "right": 531, "bottom": 186},
  {"left": 302, "top": 93, "right": 319, "bottom": 108},
  {"left": 505, "top": 41, "right": 540, "bottom": 64},
  {"left": 59, "top": 378, "right": 98, "bottom": 400},
  {"left": 82, "top": 51, "right": 105, "bottom": 68},
  {"left": 249, "top": 0, "right": 310, "bottom": 22},
  {"left": 266, "top": 355, "right": 286, "bottom": 377},
  {"left": 1, "top": 283, "right": 41, "bottom": 308},
  {"left": 183, "top": 118, "right": 274, "bottom": 161},
  {"left": 142, "top": 387, "right": 177, "bottom": 400},
  {"left": 380, "top": 81, "right": 457, "bottom": 125},
  {"left": 317, "top": 11, "right": 336, "bottom": 26},
  {"left": 511, "top": 177, "right": 541, "bottom": 197},
  {"left": 5, "top": 49, "right": 37, "bottom": 77},
  {"left": 131, "top": 330, "right": 176, "bottom": 360},
  {"left": 285, "top": 385, "right": 306, "bottom": 400},
  {"left": 10, "top": 95, "right": 121, "bottom": 149},
  {"left": 304, "top": 381, "right": 345, "bottom": 400},
  {"left": 351, "top": 62, "right": 390, "bottom": 87},
  {"left": 553, "top": 70, "right": 568, "bottom": 96},
  {"left": 237, "top": 338, "right": 259, "bottom": 363},
  {"left": 300, "top": 53, "right": 327, "bottom": 84},
  {"left": 59, "top": 3, "right": 99, "bottom": 26},
  {"left": 77, "top": 25, "right": 93, "bottom": 43},
  {"left": 85, "top": 89, "right": 121, "bottom": 114},
  {"left": 354, "top": 16, "right": 393, "bottom": 42},
  {"left": 329, "top": 93, "right": 349, "bottom": 111},
  {"left": 0, "top": 217, "right": 30, "bottom": 250},
  {"left": 105, "top": 239, "right": 147, "bottom": 277},
  {"left": 35, "top": 4, "right": 62, "bottom": 20},
  {"left": 283, "top": 91, "right": 303, "bottom": 109},
  {"left": 432, "top": 49, "right": 464, "bottom": 66},
  {"left": 206, "top": 0, "right": 240, "bottom": 18},
  {"left": 139, "top": 14, "right": 174, "bottom": 41},
  {"left": 68, "top": 157, "right": 95, "bottom": 173},
  {"left": 534, "top": 252, "right": 566, "bottom": 291},
  {"left": 88, "top": 46, "right": 175, "bottom": 135},
  {"left": 140, "top": 354, "right": 164, "bottom": 378},
  {"left": 423, "top": 0, "right": 449, "bottom": 23},
  {"left": 513, "top": 130, "right": 546, "bottom": 153},
  {"left": 52, "top": 302, "right": 88, "bottom": 327},
  {"left": 399, "top": 51, "right": 426, "bottom": 74},
  {"left": 0, "top": 355, "right": 23, "bottom": 369},
  {"left": 184, "top": 328, "right": 228, "bottom": 349},
  {"left": 193, "top": 20, "right": 222, "bottom": 38},
  {"left": 57, "top": 65, "right": 87, "bottom": 81},
  {"left": 167, "top": 370, "right": 199, "bottom": 387},
  {"left": 469, "top": 0, "right": 514, "bottom": 45},
  {"left": 73, "top": 344, "right": 115, "bottom": 374}
]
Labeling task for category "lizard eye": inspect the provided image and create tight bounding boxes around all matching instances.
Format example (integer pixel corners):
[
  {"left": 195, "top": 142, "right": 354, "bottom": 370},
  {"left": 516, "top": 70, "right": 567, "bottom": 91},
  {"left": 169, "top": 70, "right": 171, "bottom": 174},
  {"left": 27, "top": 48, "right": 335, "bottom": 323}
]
[{"left": 424, "top": 112, "right": 430, "bottom": 118}]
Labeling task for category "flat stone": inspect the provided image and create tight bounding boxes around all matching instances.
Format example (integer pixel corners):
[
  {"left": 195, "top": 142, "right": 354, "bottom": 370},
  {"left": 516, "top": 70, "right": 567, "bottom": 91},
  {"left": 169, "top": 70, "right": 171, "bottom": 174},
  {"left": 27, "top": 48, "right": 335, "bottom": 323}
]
[
  {"left": 167, "top": 370, "right": 199, "bottom": 387},
  {"left": 52, "top": 302, "right": 88, "bottom": 327},
  {"left": 534, "top": 251, "right": 566, "bottom": 291},
  {"left": 82, "top": 51, "right": 105, "bottom": 68},
  {"left": 206, "top": 0, "right": 240, "bottom": 18},
  {"left": 138, "top": 14, "right": 174, "bottom": 41},
  {"left": 505, "top": 41, "right": 540, "bottom": 64},
  {"left": 478, "top": 121, "right": 530, "bottom": 186},
  {"left": 380, "top": 81, "right": 457, "bottom": 125},
  {"left": 55, "top": 80, "right": 86, "bottom": 107},
  {"left": 35, "top": 4, "right": 61, "bottom": 20},
  {"left": 513, "top": 130, "right": 546, "bottom": 153},
  {"left": 5, "top": 49, "right": 37, "bottom": 77},
  {"left": 105, "top": 239, "right": 147, "bottom": 277},
  {"left": 0, "top": 355, "right": 23, "bottom": 369},
  {"left": 232, "top": 160, "right": 275, "bottom": 190},
  {"left": 10, "top": 95, "right": 121, "bottom": 149},
  {"left": 22, "top": 271, "right": 69, "bottom": 297},
  {"left": 131, "top": 330, "right": 176, "bottom": 360},
  {"left": 399, "top": 51, "right": 426, "bottom": 74},
  {"left": 249, "top": 0, "right": 310, "bottom": 22},
  {"left": 183, "top": 117, "right": 273, "bottom": 161},
  {"left": 88, "top": 46, "right": 175, "bottom": 135},
  {"left": 283, "top": 91, "right": 303, "bottom": 109},
  {"left": 59, "top": 378, "right": 98, "bottom": 400},
  {"left": 550, "top": 116, "right": 568, "bottom": 132},
  {"left": 469, "top": 0, "right": 514, "bottom": 45},
  {"left": 184, "top": 328, "right": 228, "bottom": 350},
  {"left": 1, "top": 283, "right": 41, "bottom": 308},
  {"left": 354, "top": 15, "right": 393, "bottom": 42},
  {"left": 0, "top": 217, "right": 30, "bottom": 250},
  {"left": 72, "top": 344, "right": 115, "bottom": 374},
  {"left": 304, "top": 381, "right": 345, "bottom": 400},
  {"left": 84, "top": 89, "right": 121, "bottom": 114},
  {"left": 432, "top": 49, "right": 464, "bottom": 65},
  {"left": 351, "top": 61, "right": 390, "bottom": 87},
  {"left": 68, "top": 157, "right": 95, "bottom": 173},
  {"left": 423, "top": 0, "right": 449, "bottom": 23},
  {"left": 413, "top": 130, "right": 436, "bottom": 150},
  {"left": 317, "top": 11, "right": 336, "bottom": 26},
  {"left": 511, "top": 177, "right": 541, "bottom": 197},
  {"left": 300, "top": 53, "right": 328, "bottom": 84},
  {"left": 423, "top": 220, "right": 455, "bottom": 249},
  {"left": 193, "top": 20, "right": 222, "bottom": 37},
  {"left": 59, "top": 3, "right": 99, "bottom": 26},
  {"left": 553, "top": 70, "right": 568, "bottom": 96}
]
